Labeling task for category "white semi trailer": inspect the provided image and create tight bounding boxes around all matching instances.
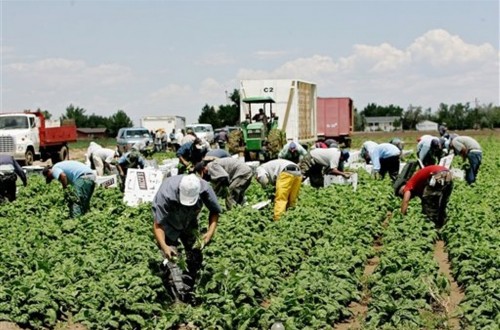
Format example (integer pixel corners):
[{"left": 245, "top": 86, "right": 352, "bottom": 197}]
[{"left": 239, "top": 79, "right": 317, "bottom": 145}]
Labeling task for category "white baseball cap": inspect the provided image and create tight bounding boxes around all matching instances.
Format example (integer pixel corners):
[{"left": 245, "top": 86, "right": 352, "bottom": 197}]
[{"left": 179, "top": 174, "right": 201, "bottom": 206}]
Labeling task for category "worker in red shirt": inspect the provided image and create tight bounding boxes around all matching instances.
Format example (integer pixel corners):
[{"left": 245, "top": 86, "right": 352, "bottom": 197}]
[{"left": 395, "top": 165, "right": 453, "bottom": 228}]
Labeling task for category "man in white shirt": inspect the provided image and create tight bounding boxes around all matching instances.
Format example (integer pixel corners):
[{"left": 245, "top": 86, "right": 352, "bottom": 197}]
[{"left": 299, "top": 148, "right": 351, "bottom": 188}]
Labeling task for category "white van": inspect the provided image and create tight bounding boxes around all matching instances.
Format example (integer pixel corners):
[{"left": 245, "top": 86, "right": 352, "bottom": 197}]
[{"left": 186, "top": 123, "right": 214, "bottom": 143}]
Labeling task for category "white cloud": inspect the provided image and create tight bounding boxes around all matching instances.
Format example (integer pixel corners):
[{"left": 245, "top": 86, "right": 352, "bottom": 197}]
[
  {"left": 236, "top": 29, "right": 499, "bottom": 109},
  {"left": 6, "top": 58, "right": 134, "bottom": 89},
  {"left": 408, "top": 29, "right": 496, "bottom": 67}
]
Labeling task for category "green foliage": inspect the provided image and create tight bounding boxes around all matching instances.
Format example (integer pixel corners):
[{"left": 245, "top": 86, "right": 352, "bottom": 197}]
[{"left": 0, "top": 135, "right": 498, "bottom": 329}]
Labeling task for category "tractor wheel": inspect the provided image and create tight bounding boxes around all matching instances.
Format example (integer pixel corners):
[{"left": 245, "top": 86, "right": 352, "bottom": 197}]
[{"left": 267, "top": 128, "right": 286, "bottom": 159}]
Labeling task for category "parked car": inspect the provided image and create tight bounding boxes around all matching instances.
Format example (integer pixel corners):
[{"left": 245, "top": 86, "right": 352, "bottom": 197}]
[
  {"left": 186, "top": 123, "right": 215, "bottom": 143},
  {"left": 116, "top": 127, "right": 153, "bottom": 153}
]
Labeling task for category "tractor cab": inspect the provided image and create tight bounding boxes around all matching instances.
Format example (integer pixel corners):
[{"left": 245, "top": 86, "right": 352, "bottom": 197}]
[{"left": 241, "top": 96, "right": 278, "bottom": 153}]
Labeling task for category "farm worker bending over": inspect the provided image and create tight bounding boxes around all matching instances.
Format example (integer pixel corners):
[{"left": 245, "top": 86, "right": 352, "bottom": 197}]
[
  {"left": 255, "top": 159, "right": 302, "bottom": 221},
  {"left": 278, "top": 141, "right": 307, "bottom": 164},
  {"left": 360, "top": 141, "right": 378, "bottom": 163},
  {"left": 90, "top": 148, "right": 118, "bottom": 176},
  {"left": 42, "top": 161, "right": 96, "bottom": 218},
  {"left": 0, "top": 155, "right": 27, "bottom": 203},
  {"left": 417, "top": 135, "right": 443, "bottom": 166},
  {"left": 116, "top": 145, "right": 145, "bottom": 191},
  {"left": 361, "top": 143, "right": 401, "bottom": 182},
  {"left": 449, "top": 135, "right": 482, "bottom": 185},
  {"left": 395, "top": 165, "right": 453, "bottom": 228},
  {"left": 299, "top": 148, "right": 351, "bottom": 188},
  {"left": 195, "top": 157, "right": 253, "bottom": 210},
  {"left": 152, "top": 174, "right": 222, "bottom": 297},
  {"left": 176, "top": 138, "right": 208, "bottom": 174}
]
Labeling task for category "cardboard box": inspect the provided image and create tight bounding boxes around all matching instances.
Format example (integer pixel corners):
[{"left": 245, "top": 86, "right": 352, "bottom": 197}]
[{"left": 123, "top": 169, "right": 165, "bottom": 207}]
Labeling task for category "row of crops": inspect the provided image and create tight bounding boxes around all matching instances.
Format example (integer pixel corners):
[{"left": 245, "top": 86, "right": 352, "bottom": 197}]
[{"left": 0, "top": 134, "right": 498, "bottom": 329}]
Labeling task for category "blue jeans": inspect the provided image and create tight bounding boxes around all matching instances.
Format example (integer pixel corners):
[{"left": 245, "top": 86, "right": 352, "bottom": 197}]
[{"left": 466, "top": 152, "right": 482, "bottom": 185}]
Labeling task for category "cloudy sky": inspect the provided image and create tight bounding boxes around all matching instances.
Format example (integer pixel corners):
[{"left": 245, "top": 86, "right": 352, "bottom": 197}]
[{"left": 1, "top": 0, "right": 499, "bottom": 125}]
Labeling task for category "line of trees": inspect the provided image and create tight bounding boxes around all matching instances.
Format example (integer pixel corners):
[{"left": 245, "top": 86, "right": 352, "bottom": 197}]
[
  {"left": 354, "top": 102, "right": 500, "bottom": 131},
  {"left": 35, "top": 91, "right": 499, "bottom": 139}
]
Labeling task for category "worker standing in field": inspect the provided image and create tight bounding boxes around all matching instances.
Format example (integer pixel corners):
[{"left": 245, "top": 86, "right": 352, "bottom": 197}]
[
  {"left": 195, "top": 157, "right": 253, "bottom": 210},
  {"left": 361, "top": 142, "right": 401, "bottom": 182},
  {"left": 278, "top": 141, "right": 307, "bottom": 163},
  {"left": 449, "top": 135, "right": 482, "bottom": 185},
  {"left": 417, "top": 135, "right": 443, "bottom": 166},
  {"left": 152, "top": 174, "right": 222, "bottom": 302},
  {"left": 0, "top": 155, "right": 27, "bottom": 203},
  {"left": 395, "top": 165, "right": 453, "bottom": 228},
  {"left": 299, "top": 148, "right": 351, "bottom": 188},
  {"left": 42, "top": 160, "right": 96, "bottom": 218},
  {"left": 255, "top": 159, "right": 302, "bottom": 221}
]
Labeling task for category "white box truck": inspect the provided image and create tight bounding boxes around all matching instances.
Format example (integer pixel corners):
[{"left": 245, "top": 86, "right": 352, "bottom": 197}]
[
  {"left": 140, "top": 116, "right": 186, "bottom": 135},
  {"left": 239, "top": 79, "right": 317, "bottom": 144}
]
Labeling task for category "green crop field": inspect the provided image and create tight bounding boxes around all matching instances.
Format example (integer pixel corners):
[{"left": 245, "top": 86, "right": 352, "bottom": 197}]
[{"left": 0, "top": 131, "right": 498, "bottom": 330}]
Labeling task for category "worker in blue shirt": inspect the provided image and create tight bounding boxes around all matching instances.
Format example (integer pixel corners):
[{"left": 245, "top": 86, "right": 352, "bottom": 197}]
[
  {"left": 42, "top": 161, "right": 96, "bottom": 217},
  {"left": 362, "top": 143, "right": 401, "bottom": 182}
]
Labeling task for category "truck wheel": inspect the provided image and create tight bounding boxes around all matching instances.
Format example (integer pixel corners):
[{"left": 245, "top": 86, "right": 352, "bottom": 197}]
[
  {"left": 59, "top": 146, "right": 69, "bottom": 161},
  {"left": 24, "top": 150, "right": 34, "bottom": 166}
]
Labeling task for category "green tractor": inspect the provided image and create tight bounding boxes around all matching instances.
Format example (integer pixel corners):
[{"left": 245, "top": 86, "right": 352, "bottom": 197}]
[{"left": 228, "top": 96, "right": 286, "bottom": 162}]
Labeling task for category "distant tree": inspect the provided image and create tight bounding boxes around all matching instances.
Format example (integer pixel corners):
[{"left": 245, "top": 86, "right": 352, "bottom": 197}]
[
  {"left": 361, "top": 103, "right": 404, "bottom": 117},
  {"left": 30, "top": 108, "right": 53, "bottom": 119},
  {"left": 401, "top": 105, "right": 424, "bottom": 130},
  {"left": 60, "top": 104, "right": 87, "bottom": 127},
  {"left": 106, "top": 110, "right": 133, "bottom": 137},
  {"left": 217, "top": 89, "right": 240, "bottom": 127},
  {"left": 87, "top": 114, "right": 108, "bottom": 128},
  {"left": 198, "top": 104, "right": 220, "bottom": 127},
  {"left": 353, "top": 108, "right": 365, "bottom": 131}
]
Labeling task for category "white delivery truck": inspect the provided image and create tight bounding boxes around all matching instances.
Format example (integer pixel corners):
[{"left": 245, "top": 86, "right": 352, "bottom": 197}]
[
  {"left": 239, "top": 79, "right": 317, "bottom": 145},
  {"left": 140, "top": 116, "right": 186, "bottom": 135}
]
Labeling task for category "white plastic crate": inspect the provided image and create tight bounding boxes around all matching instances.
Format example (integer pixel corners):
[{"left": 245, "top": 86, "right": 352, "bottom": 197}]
[
  {"left": 95, "top": 174, "right": 118, "bottom": 188},
  {"left": 324, "top": 173, "right": 358, "bottom": 191},
  {"left": 123, "top": 169, "right": 165, "bottom": 207}
]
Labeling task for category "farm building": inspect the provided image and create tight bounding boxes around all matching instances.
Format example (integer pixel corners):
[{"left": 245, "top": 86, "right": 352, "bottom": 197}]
[
  {"left": 77, "top": 127, "right": 108, "bottom": 139},
  {"left": 416, "top": 120, "right": 439, "bottom": 131},
  {"left": 364, "top": 116, "right": 401, "bottom": 132}
]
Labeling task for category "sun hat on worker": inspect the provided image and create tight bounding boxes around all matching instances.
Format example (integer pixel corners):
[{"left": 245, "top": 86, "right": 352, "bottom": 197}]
[
  {"left": 289, "top": 142, "right": 297, "bottom": 150},
  {"left": 179, "top": 174, "right": 201, "bottom": 206}
]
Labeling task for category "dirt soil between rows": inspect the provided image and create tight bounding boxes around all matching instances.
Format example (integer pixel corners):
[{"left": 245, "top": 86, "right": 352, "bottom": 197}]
[{"left": 333, "top": 213, "right": 465, "bottom": 330}]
